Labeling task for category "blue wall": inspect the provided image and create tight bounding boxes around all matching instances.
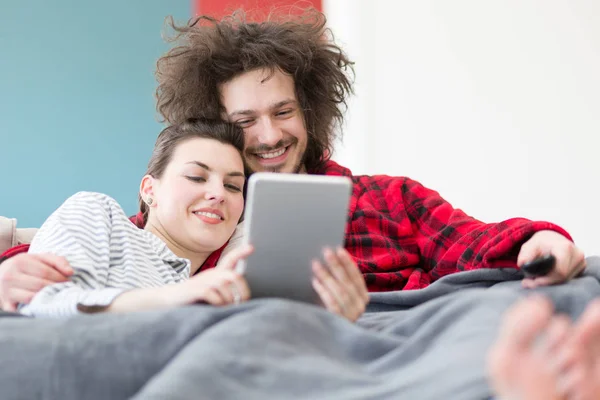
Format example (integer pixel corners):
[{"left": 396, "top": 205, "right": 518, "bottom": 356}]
[{"left": 0, "top": 0, "right": 190, "bottom": 227}]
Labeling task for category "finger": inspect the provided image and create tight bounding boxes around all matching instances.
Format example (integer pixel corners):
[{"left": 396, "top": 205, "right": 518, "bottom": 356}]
[
  {"left": 214, "top": 282, "right": 235, "bottom": 304},
  {"left": 218, "top": 245, "right": 254, "bottom": 271},
  {"left": 6, "top": 288, "right": 36, "bottom": 306},
  {"left": 523, "top": 276, "right": 557, "bottom": 289},
  {"left": 312, "top": 259, "right": 346, "bottom": 307},
  {"left": 517, "top": 242, "right": 544, "bottom": 267},
  {"left": 521, "top": 278, "right": 536, "bottom": 289},
  {"left": 336, "top": 248, "right": 360, "bottom": 281},
  {"left": 232, "top": 276, "right": 251, "bottom": 301},
  {"left": 567, "top": 258, "right": 587, "bottom": 280},
  {"left": 201, "top": 288, "right": 226, "bottom": 306},
  {"left": 30, "top": 254, "right": 73, "bottom": 276},
  {"left": 333, "top": 248, "right": 368, "bottom": 318},
  {"left": 336, "top": 248, "right": 369, "bottom": 302},
  {"left": 2, "top": 302, "right": 17, "bottom": 312},
  {"left": 551, "top": 247, "right": 573, "bottom": 279},
  {"left": 21, "top": 261, "right": 70, "bottom": 283},
  {"left": 313, "top": 260, "right": 362, "bottom": 320},
  {"left": 312, "top": 277, "right": 340, "bottom": 314},
  {"left": 324, "top": 248, "right": 351, "bottom": 284},
  {"left": 323, "top": 249, "right": 359, "bottom": 309},
  {"left": 12, "top": 275, "right": 59, "bottom": 292}
]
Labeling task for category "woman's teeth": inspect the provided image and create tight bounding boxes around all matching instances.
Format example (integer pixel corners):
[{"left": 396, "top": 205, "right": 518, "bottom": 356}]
[{"left": 194, "top": 211, "right": 223, "bottom": 220}]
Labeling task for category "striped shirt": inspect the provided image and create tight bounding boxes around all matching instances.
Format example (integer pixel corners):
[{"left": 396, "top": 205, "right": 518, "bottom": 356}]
[{"left": 19, "top": 192, "right": 191, "bottom": 318}]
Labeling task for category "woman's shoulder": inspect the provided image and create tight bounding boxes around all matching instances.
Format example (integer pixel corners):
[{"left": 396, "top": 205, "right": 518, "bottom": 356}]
[
  {"left": 56, "top": 192, "right": 129, "bottom": 221},
  {"left": 61, "top": 191, "right": 121, "bottom": 208}
]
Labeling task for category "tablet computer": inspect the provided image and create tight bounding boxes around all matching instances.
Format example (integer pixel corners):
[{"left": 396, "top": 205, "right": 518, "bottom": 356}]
[{"left": 238, "top": 173, "right": 353, "bottom": 304}]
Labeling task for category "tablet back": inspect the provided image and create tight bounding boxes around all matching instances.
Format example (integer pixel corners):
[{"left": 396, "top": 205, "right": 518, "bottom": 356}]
[{"left": 240, "top": 173, "right": 352, "bottom": 304}]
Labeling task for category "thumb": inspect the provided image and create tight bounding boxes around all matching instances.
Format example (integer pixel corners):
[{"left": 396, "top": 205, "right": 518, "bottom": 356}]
[
  {"left": 517, "top": 240, "right": 544, "bottom": 267},
  {"left": 218, "top": 245, "right": 254, "bottom": 272}
]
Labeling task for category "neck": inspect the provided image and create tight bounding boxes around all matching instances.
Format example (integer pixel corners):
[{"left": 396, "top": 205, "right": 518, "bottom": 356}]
[{"left": 144, "top": 219, "right": 210, "bottom": 275}]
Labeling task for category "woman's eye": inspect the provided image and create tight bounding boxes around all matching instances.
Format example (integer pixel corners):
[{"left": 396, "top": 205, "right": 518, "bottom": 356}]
[
  {"left": 225, "top": 184, "right": 242, "bottom": 192},
  {"left": 186, "top": 176, "right": 206, "bottom": 183}
]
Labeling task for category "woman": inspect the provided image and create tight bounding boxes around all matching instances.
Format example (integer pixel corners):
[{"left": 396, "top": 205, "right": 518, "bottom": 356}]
[{"left": 18, "top": 119, "right": 368, "bottom": 319}]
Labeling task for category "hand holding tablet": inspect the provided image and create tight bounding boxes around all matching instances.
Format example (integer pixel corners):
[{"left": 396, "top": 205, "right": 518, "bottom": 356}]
[{"left": 236, "top": 173, "right": 368, "bottom": 319}]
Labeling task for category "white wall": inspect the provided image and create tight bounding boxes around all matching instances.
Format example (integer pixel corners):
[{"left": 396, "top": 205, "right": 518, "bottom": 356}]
[{"left": 326, "top": 0, "right": 600, "bottom": 255}]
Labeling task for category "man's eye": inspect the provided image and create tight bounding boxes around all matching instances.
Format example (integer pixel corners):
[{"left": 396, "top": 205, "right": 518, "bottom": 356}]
[
  {"left": 276, "top": 109, "right": 292, "bottom": 117},
  {"left": 225, "top": 184, "right": 242, "bottom": 192},
  {"left": 236, "top": 119, "right": 254, "bottom": 127},
  {"left": 186, "top": 176, "right": 206, "bottom": 183}
]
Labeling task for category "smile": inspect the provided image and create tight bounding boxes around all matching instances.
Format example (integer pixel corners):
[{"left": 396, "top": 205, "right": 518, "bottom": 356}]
[
  {"left": 253, "top": 145, "right": 291, "bottom": 164},
  {"left": 193, "top": 211, "right": 223, "bottom": 220},
  {"left": 193, "top": 209, "right": 225, "bottom": 225},
  {"left": 257, "top": 147, "right": 286, "bottom": 159}
]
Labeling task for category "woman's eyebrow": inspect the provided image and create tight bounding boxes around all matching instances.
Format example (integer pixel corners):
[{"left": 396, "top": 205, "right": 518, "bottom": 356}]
[{"left": 186, "top": 161, "right": 245, "bottom": 178}]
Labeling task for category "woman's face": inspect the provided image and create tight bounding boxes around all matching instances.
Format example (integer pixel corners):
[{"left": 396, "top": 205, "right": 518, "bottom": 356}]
[{"left": 145, "top": 137, "right": 245, "bottom": 255}]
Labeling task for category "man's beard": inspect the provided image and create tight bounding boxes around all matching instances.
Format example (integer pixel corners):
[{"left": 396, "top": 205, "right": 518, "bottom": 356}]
[{"left": 259, "top": 156, "right": 305, "bottom": 174}]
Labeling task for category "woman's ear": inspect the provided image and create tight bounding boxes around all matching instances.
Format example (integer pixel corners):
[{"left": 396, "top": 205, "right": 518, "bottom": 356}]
[{"left": 140, "top": 175, "right": 157, "bottom": 207}]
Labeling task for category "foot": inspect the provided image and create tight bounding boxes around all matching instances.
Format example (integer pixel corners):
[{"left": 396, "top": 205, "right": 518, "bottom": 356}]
[
  {"left": 555, "top": 299, "right": 600, "bottom": 399},
  {"left": 488, "top": 296, "right": 600, "bottom": 400},
  {"left": 488, "top": 295, "right": 567, "bottom": 400}
]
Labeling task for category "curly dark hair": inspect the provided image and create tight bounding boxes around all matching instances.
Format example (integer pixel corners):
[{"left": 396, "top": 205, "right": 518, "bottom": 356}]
[{"left": 155, "top": 7, "right": 354, "bottom": 172}]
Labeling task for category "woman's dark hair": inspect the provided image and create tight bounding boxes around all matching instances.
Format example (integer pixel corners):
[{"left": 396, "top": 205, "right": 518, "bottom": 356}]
[
  {"left": 155, "top": 7, "right": 354, "bottom": 172},
  {"left": 139, "top": 118, "right": 245, "bottom": 223}
]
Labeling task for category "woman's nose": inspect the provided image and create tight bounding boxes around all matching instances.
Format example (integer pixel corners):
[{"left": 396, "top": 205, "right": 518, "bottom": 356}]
[{"left": 204, "top": 183, "right": 225, "bottom": 203}]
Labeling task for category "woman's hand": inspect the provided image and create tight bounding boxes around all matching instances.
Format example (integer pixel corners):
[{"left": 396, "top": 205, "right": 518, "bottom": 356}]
[
  {"left": 312, "top": 247, "right": 369, "bottom": 322},
  {"left": 177, "top": 244, "right": 254, "bottom": 306},
  {"left": 107, "top": 245, "right": 254, "bottom": 313},
  {"left": 182, "top": 268, "right": 250, "bottom": 306}
]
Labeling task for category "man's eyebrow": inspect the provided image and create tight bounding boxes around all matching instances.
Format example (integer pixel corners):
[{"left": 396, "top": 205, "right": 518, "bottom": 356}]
[
  {"left": 228, "top": 109, "right": 254, "bottom": 118},
  {"left": 186, "top": 161, "right": 245, "bottom": 178},
  {"left": 228, "top": 99, "right": 297, "bottom": 118},
  {"left": 270, "top": 99, "right": 297, "bottom": 110}
]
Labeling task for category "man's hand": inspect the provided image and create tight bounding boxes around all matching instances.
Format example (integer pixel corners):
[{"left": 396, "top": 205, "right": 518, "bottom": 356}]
[
  {"left": 0, "top": 253, "right": 73, "bottom": 311},
  {"left": 517, "top": 230, "right": 586, "bottom": 288},
  {"left": 312, "top": 247, "right": 369, "bottom": 322}
]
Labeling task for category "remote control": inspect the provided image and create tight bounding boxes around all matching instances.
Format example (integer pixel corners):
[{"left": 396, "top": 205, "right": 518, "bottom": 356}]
[{"left": 521, "top": 254, "right": 556, "bottom": 278}]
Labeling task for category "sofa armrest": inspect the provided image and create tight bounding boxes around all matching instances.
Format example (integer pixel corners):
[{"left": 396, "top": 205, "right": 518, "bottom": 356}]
[{"left": 0, "top": 216, "right": 38, "bottom": 255}]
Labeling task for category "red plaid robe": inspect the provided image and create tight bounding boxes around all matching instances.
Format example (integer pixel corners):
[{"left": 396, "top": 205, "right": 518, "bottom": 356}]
[{"left": 0, "top": 160, "right": 570, "bottom": 291}]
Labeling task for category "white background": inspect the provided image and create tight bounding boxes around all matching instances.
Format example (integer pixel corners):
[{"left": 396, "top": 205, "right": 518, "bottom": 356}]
[{"left": 326, "top": 0, "right": 600, "bottom": 256}]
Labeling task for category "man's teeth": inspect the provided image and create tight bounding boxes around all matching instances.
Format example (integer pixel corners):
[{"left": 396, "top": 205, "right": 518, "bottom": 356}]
[
  {"left": 194, "top": 211, "right": 223, "bottom": 220},
  {"left": 257, "top": 147, "right": 286, "bottom": 159}
]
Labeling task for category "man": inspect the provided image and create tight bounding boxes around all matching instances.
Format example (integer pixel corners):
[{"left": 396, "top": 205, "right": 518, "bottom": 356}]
[{"left": 0, "top": 8, "right": 585, "bottom": 310}]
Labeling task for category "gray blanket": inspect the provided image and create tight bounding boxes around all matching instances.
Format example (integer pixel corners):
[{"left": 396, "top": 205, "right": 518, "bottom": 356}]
[{"left": 1, "top": 257, "right": 599, "bottom": 400}]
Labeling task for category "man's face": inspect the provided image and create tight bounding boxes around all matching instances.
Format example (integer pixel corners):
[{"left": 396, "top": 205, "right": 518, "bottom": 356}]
[{"left": 219, "top": 68, "right": 308, "bottom": 174}]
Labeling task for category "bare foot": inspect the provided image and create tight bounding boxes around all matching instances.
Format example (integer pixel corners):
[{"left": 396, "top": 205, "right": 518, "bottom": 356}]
[
  {"left": 553, "top": 299, "right": 600, "bottom": 399},
  {"left": 487, "top": 295, "right": 569, "bottom": 400}
]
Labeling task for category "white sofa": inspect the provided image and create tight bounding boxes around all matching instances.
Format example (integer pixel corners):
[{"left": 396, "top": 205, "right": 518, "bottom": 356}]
[{"left": 0, "top": 216, "right": 37, "bottom": 256}]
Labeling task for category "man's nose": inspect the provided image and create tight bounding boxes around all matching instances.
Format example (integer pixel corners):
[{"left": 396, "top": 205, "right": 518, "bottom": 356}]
[{"left": 257, "top": 118, "right": 283, "bottom": 147}]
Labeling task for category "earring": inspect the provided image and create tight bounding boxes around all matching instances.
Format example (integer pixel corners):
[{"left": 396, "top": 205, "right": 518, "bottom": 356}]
[{"left": 146, "top": 197, "right": 154, "bottom": 206}]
